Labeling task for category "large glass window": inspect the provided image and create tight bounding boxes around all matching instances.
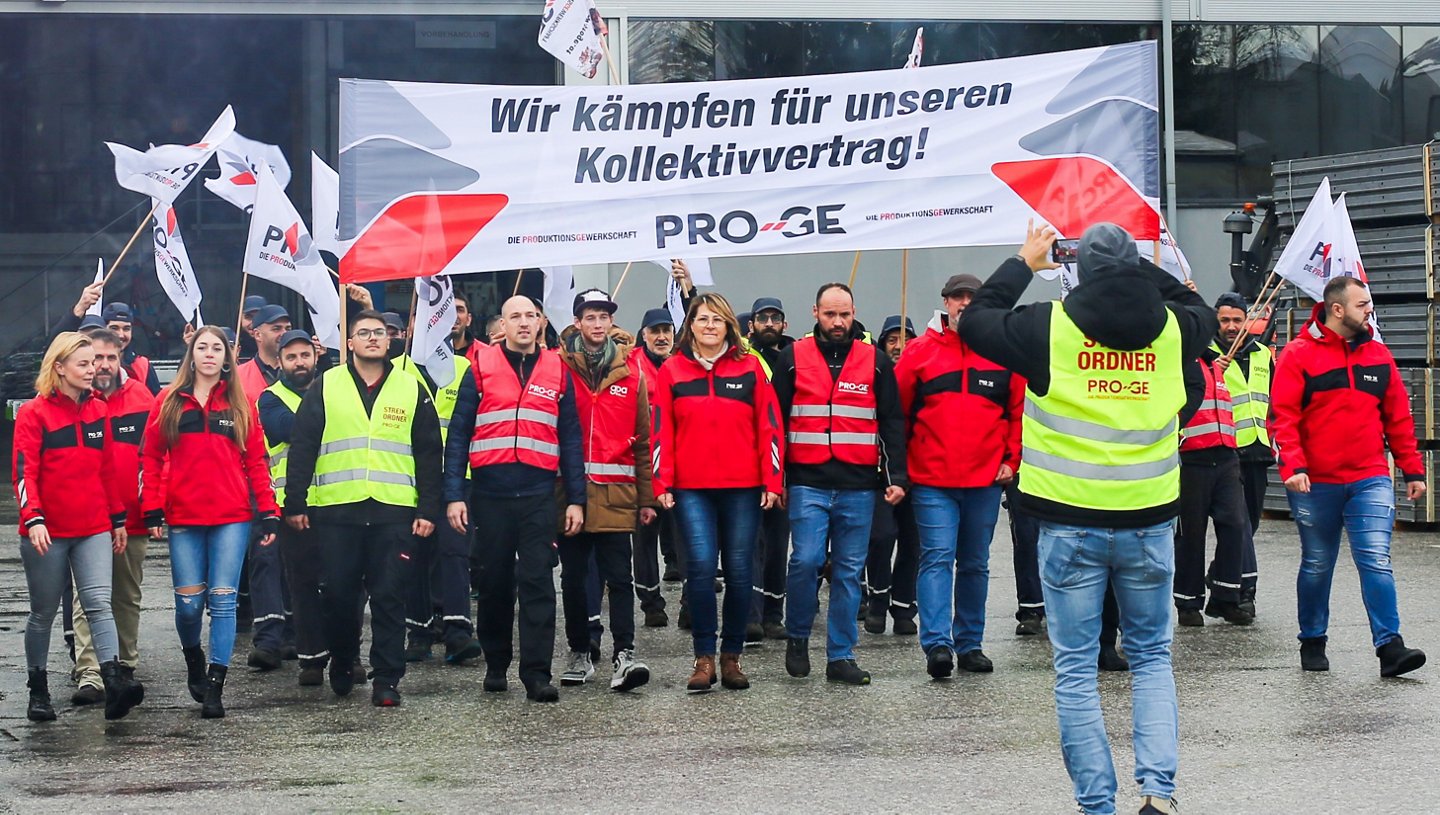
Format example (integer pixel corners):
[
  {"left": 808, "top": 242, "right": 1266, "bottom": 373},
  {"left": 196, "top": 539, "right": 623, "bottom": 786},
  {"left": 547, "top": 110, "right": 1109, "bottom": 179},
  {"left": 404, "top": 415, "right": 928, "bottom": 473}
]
[{"left": 1401, "top": 26, "right": 1440, "bottom": 143}]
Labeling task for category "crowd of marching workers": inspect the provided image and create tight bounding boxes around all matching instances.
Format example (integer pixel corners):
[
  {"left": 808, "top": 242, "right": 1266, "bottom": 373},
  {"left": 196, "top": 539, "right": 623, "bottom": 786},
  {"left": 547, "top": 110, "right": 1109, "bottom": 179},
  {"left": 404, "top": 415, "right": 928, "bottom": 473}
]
[{"left": 9, "top": 221, "right": 1428, "bottom": 815}]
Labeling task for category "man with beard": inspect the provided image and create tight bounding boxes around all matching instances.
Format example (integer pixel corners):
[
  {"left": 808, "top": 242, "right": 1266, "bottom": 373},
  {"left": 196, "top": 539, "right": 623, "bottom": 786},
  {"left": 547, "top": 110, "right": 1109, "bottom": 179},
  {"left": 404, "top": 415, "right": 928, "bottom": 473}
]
[
  {"left": 238, "top": 305, "right": 290, "bottom": 406},
  {"left": 628, "top": 308, "right": 683, "bottom": 626},
  {"left": 452, "top": 292, "right": 478, "bottom": 362},
  {"left": 771, "top": 285, "right": 907, "bottom": 684},
  {"left": 68, "top": 329, "right": 155, "bottom": 705},
  {"left": 745, "top": 296, "right": 793, "bottom": 642},
  {"left": 864, "top": 315, "right": 920, "bottom": 636},
  {"left": 238, "top": 295, "right": 267, "bottom": 361}
]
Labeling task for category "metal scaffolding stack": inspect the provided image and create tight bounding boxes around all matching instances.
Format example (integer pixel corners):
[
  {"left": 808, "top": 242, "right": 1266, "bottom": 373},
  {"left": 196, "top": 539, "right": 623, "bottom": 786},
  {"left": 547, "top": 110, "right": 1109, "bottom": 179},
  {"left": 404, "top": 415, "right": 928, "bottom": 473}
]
[{"left": 1263, "top": 142, "right": 1440, "bottom": 522}]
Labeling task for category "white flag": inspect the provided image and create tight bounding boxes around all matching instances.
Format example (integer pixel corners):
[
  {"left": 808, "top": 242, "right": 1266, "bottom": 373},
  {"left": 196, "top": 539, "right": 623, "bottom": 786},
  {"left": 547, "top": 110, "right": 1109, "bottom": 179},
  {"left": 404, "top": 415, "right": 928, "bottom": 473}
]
[
  {"left": 151, "top": 198, "right": 204, "bottom": 323},
  {"left": 87, "top": 259, "right": 104, "bottom": 317},
  {"left": 540, "top": 265, "right": 575, "bottom": 320},
  {"left": 203, "top": 132, "right": 291, "bottom": 212},
  {"left": 1271, "top": 178, "right": 1334, "bottom": 303},
  {"left": 1148, "top": 223, "right": 1191, "bottom": 282},
  {"left": 243, "top": 164, "right": 342, "bottom": 349},
  {"left": 666, "top": 276, "right": 687, "bottom": 327},
  {"left": 105, "top": 106, "right": 235, "bottom": 204},
  {"left": 904, "top": 28, "right": 924, "bottom": 69},
  {"left": 310, "top": 152, "right": 352, "bottom": 258},
  {"left": 538, "top": 0, "right": 607, "bottom": 79},
  {"left": 412, "top": 274, "right": 458, "bottom": 388},
  {"left": 648, "top": 258, "right": 714, "bottom": 286},
  {"left": 1330, "top": 193, "right": 1381, "bottom": 341}
]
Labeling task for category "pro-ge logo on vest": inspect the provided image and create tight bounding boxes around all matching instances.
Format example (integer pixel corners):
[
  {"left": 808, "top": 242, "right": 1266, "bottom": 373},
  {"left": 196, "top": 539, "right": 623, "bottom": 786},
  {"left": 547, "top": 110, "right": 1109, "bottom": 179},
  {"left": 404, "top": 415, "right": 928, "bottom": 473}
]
[
  {"left": 836, "top": 380, "right": 870, "bottom": 394},
  {"left": 529, "top": 383, "right": 560, "bottom": 401}
]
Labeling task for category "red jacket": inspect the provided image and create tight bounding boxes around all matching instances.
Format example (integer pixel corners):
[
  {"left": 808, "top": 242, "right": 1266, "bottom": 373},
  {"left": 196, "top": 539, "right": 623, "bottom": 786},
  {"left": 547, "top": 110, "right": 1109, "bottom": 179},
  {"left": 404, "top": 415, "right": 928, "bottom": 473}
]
[
  {"left": 653, "top": 346, "right": 784, "bottom": 495},
  {"left": 628, "top": 346, "right": 662, "bottom": 409},
  {"left": 895, "top": 312, "right": 1024, "bottom": 488},
  {"left": 236, "top": 358, "right": 273, "bottom": 408},
  {"left": 11, "top": 390, "right": 126, "bottom": 538},
  {"left": 1271, "top": 304, "right": 1424, "bottom": 485},
  {"left": 105, "top": 377, "right": 158, "bottom": 535},
  {"left": 140, "top": 381, "right": 278, "bottom": 527}
]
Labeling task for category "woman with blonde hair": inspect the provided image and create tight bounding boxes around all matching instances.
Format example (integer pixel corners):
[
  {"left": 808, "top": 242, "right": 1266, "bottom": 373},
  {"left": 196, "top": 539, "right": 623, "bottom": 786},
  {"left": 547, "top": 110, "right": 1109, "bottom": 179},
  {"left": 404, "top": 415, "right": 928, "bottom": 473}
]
[
  {"left": 140, "top": 326, "right": 278, "bottom": 718},
  {"left": 12, "top": 332, "right": 142, "bottom": 721},
  {"left": 652, "top": 293, "right": 785, "bottom": 692}
]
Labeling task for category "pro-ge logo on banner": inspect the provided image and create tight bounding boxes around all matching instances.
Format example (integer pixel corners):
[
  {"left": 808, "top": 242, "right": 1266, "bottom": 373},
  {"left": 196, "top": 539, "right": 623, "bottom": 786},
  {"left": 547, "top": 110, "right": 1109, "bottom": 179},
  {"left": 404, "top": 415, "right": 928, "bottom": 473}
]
[{"left": 656, "top": 204, "right": 845, "bottom": 249}]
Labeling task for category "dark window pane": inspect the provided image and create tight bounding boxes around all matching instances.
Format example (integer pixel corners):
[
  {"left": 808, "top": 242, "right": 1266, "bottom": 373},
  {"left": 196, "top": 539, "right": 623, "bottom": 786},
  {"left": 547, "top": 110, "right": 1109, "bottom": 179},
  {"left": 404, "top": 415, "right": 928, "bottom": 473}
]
[
  {"left": 1172, "top": 25, "right": 1239, "bottom": 201},
  {"left": 1318, "top": 26, "right": 1401, "bottom": 154},
  {"left": 1234, "top": 25, "right": 1320, "bottom": 198},
  {"left": 1401, "top": 26, "right": 1440, "bottom": 143},
  {"left": 630, "top": 20, "right": 716, "bottom": 83}
]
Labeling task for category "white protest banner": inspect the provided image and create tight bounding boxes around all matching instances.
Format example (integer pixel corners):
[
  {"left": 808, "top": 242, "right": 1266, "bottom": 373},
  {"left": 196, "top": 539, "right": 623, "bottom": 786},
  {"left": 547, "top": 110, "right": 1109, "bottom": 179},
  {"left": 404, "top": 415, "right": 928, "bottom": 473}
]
[
  {"left": 203, "top": 132, "right": 292, "bottom": 211},
  {"left": 412, "top": 274, "right": 458, "bottom": 387},
  {"left": 905, "top": 28, "right": 924, "bottom": 69},
  {"left": 106, "top": 106, "right": 235, "bottom": 204},
  {"left": 665, "top": 276, "right": 686, "bottom": 327},
  {"left": 540, "top": 265, "right": 575, "bottom": 319},
  {"left": 538, "top": 0, "right": 607, "bottom": 79},
  {"left": 243, "top": 164, "right": 342, "bottom": 349},
  {"left": 87, "top": 259, "right": 104, "bottom": 317},
  {"left": 1271, "top": 178, "right": 1334, "bottom": 302},
  {"left": 310, "top": 152, "right": 351, "bottom": 257},
  {"left": 338, "top": 42, "right": 1160, "bottom": 283},
  {"left": 151, "top": 198, "right": 204, "bottom": 323}
]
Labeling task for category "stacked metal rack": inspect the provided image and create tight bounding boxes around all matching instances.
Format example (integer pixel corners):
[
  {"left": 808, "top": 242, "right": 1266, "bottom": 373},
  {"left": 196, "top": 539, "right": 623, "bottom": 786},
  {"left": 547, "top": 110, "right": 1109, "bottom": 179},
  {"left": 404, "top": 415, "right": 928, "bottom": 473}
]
[{"left": 1262, "top": 142, "right": 1440, "bottom": 521}]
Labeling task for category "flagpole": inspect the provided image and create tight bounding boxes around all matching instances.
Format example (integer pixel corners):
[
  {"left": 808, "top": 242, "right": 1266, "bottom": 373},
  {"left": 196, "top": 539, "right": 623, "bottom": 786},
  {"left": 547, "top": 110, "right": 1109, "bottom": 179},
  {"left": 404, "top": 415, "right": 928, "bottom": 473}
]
[
  {"left": 611, "top": 261, "right": 635, "bottom": 298},
  {"left": 512, "top": 268, "right": 526, "bottom": 297},
  {"left": 847, "top": 251, "right": 862, "bottom": 289},
  {"left": 339, "top": 283, "right": 348, "bottom": 365},
  {"left": 1158, "top": 212, "right": 1191, "bottom": 281},
  {"left": 1226, "top": 278, "right": 1285, "bottom": 361},
  {"left": 233, "top": 273, "right": 249, "bottom": 346},
  {"left": 100, "top": 200, "right": 163, "bottom": 286},
  {"left": 599, "top": 31, "right": 621, "bottom": 84},
  {"left": 402, "top": 285, "right": 419, "bottom": 358},
  {"left": 898, "top": 250, "right": 910, "bottom": 352}
]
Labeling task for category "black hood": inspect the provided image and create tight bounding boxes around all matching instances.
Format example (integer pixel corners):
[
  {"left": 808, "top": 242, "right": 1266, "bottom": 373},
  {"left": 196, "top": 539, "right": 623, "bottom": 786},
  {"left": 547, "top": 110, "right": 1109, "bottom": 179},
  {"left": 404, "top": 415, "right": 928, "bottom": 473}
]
[{"left": 1064, "top": 223, "right": 1167, "bottom": 351}]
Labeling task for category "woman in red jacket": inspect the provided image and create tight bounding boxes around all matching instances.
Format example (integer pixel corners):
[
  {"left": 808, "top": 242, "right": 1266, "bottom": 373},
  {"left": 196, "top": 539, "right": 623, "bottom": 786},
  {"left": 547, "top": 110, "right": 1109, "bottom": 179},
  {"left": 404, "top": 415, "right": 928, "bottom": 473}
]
[
  {"left": 141, "top": 326, "right": 278, "bottom": 719},
  {"left": 11, "top": 332, "right": 143, "bottom": 722},
  {"left": 653, "top": 293, "right": 784, "bottom": 692}
]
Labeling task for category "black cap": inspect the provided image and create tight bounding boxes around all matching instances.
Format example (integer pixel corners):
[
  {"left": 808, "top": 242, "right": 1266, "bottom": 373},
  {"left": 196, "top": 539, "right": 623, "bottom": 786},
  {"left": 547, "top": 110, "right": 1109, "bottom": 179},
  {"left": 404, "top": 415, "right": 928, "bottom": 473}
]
[
  {"left": 252, "top": 304, "right": 291, "bottom": 327},
  {"left": 639, "top": 308, "right": 673, "bottom": 331},
  {"left": 219, "top": 327, "right": 238, "bottom": 345},
  {"left": 382, "top": 312, "right": 405, "bottom": 331},
  {"left": 101, "top": 302, "right": 133, "bottom": 323},
  {"left": 1215, "top": 292, "right": 1248, "bottom": 311},
  {"left": 573, "top": 288, "right": 618, "bottom": 317},
  {"left": 78, "top": 314, "right": 107, "bottom": 331},
  {"left": 242, "top": 295, "right": 268, "bottom": 314},
  {"left": 940, "top": 274, "right": 983, "bottom": 297},
  {"left": 880, "top": 315, "right": 916, "bottom": 338},
  {"left": 750, "top": 297, "right": 784, "bottom": 316},
  {"left": 278, "top": 329, "right": 313, "bottom": 350}
]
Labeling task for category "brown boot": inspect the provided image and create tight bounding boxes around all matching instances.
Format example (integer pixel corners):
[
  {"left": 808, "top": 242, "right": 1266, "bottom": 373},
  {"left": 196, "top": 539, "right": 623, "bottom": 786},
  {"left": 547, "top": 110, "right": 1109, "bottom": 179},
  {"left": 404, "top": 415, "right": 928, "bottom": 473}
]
[
  {"left": 687, "top": 656, "right": 717, "bottom": 692},
  {"left": 719, "top": 652, "right": 750, "bottom": 690}
]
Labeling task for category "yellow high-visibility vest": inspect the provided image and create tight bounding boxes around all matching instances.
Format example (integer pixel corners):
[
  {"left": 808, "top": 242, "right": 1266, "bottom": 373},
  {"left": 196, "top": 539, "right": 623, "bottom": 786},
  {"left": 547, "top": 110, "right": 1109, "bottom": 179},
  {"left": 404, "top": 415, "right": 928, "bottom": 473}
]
[{"left": 310, "top": 365, "right": 420, "bottom": 508}]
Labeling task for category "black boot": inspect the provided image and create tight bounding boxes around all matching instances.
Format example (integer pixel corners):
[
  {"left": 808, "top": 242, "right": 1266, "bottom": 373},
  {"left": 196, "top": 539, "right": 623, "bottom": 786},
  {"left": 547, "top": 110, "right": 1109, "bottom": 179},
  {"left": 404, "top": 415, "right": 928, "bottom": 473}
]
[
  {"left": 785, "top": 637, "right": 810, "bottom": 678},
  {"left": 26, "top": 668, "right": 56, "bottom": 722},
  {"left": 201, "top": 665, "right": 227, "bottom": 719},
  {"left": 100, "top": 659, "right": 144, "bottom": 721},
  {"left": 1300, "top": 637, "right": 1329, "bottom": 672},
  {"left": 183, "top": 645, "right": 208, "bottom": 703},
  {"left": 1378, "top": 636, "right": 1426, "bottom": 678}
]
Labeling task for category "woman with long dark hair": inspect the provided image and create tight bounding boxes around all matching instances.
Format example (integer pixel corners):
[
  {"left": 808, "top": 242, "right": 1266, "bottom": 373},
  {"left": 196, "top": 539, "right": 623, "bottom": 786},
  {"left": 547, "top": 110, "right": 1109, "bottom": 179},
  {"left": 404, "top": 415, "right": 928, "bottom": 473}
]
[
  {"left": 12, "top": 332, "right": 143, "bottom": 721},
  {"left": 653, "top": 293, "right": 784, "bottom": 692},
  {"left": 141, "top": 326, "right": 278, "bottom": 718}
]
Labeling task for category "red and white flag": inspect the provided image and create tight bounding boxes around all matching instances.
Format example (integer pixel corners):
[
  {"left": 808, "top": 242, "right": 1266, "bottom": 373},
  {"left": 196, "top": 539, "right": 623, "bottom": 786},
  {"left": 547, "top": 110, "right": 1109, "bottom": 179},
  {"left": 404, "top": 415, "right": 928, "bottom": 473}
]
[
  {"left": 203, "top": 132, "right": 291, "bottom": 212},
  {"left": 1330, "top": 192, "right": 1381, "bottom": 340},
  {"left": 105, "top": 106, "right": 235, "bottom": 204},
  {"left": 243, "top": 164, "right": 342, "bottom": 349},
  {"left": 411, "top": 274, "right": 458, "bottom": 388},
  {"left": 1272, "top": 178, "right": 1335, "bottom": 303},
  {"left": 538, "top": 0, "right": 607, "bottom": 79},
  {"left": 150, "top": 198, "right": 204, "bottom": 324},
  {"left": 904, "top": 28, "right": 924, "bottom": 69}
]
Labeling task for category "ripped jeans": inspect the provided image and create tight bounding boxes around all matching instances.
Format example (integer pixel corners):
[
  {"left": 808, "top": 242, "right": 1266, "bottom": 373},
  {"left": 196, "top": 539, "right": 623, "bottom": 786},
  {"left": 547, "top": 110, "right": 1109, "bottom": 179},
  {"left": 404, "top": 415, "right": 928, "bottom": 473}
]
[
  {"left": 169, "top": 522, "right": 251, "bottom": 667},
  {"left": 1287, "top": 476, "right": 1402, "bottom": 648}
]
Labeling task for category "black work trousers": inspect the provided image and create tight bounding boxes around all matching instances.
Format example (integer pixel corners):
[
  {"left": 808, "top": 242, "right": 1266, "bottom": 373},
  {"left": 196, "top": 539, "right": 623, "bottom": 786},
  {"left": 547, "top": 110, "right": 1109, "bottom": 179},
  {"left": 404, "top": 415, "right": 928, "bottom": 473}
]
[
  {"left": 560, "top": 531, "right": 636, "bottom": 657},
  {"left": 1175, "top": 455, "right": 1254, "bottom": 610},
  {"left": 279, "top": 523, "right": 328, "bottom": 667},
  {"left": 1005, "top": 483, "right": 1046, "bottom": 619},
  {"left": 472, "top": 492, "right": 558, "bottom": 688},
  {"left": 406, "top": 515, "right": 474, "bottom": 643},
  {"left": 865, "top": 496, "right": 919, "bottom": 620},
  {"left": 749, "top": 505, "right": 789, "bottom": 625},
  {"left": 634, "top": 509, "right": 678, "bottom": 614},
  {"left": 317, "top": 521, "right": 413, "bottom": 685}
]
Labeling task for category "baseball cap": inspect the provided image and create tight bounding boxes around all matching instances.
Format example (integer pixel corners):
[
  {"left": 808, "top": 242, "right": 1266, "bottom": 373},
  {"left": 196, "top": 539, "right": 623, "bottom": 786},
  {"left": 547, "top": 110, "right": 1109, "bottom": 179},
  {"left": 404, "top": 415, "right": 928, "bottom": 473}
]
[
  {"left": 880, "top": 315, "right": 916, "bottom": 338},
  {"left": 242, "top": 295, "right": 268, "bottom": 315},
  {"left": 278, "top": 329, "right": 313, "bottom": 350},
  {"left": 639, "top": 308, "right": 674, "bottom": 331},
  {"left": 573, "top": 288, "right": 618, "bottom": 317},
  {"left": 78, "top": 314, "right": 107, "bottom": 331},
  {"left": 940, "top": 274, "right": 984, "bottom": 297},
  {"left": 382, "top": 312, "right": 405, "bottom": 331},
  {"left": 1215, "top": 292, "right": 1248, "bottom": 311},
  {"left": 101, "top": 303, "right": 133, "bottom": 323},
  {"left": 750, "top": 297, "right": 784, "bottom": 316},
  {"left": 252, "top": 304, "right": 291, "bottom": 327},
  {"left": 219, "top": 327, "right": 238, "bottom": 345}
]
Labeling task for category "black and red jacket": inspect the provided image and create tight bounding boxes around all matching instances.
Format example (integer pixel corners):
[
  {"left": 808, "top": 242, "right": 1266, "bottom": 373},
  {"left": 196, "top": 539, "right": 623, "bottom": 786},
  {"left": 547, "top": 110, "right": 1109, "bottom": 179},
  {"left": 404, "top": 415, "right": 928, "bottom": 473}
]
[
  {"left": 140, "top": 381, "right": 278, "bottom": 527},
  {"left": 896, "top": 311, "right": 1024, "bottom": 489},
  {"left": 652, "top": 346, "right": 784, "bottom": 496},
  {"left": 105, "top": 376, "right": 158, "bottom": 535},
  {"left": 1271, "top": 304, "right": 1424, "bottom": 485},
  {"left": 11, "top": 389, "right": 126, "bottom": 538}
]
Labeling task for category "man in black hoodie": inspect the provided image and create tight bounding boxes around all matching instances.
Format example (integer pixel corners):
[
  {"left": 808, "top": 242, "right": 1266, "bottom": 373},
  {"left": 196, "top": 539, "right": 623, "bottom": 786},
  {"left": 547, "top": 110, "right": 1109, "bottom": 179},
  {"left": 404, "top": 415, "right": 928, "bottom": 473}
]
[
  {"left": 960, "top": 222, "right": 1213, "bottom": 815},
  {"left": 746, "top": 296, "right": 794, "bottom": 641}
]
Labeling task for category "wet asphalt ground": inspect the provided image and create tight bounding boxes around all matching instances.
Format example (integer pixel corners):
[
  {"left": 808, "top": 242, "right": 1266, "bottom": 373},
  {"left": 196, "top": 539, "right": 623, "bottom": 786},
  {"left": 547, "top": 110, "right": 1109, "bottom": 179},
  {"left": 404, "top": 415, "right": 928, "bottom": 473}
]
[{"left": 0, "top": 510, "right": 1437, "bottom": 813}]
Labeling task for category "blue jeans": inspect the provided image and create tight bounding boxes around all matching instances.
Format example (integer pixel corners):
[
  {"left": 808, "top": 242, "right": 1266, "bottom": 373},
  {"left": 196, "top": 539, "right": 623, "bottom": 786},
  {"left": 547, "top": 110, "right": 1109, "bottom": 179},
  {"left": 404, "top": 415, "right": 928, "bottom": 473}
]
[
  {"left": 911, "top": 485, "right": 1001, "bottom": 655},
  {"left": 169, "top": 522, "right": 251, "bottom": 667},
  {"left": 785, "top": 486, "right": 876, "bottom": 661},
  {"left": 1287, "top": 476, "right": 1401, "bottom": 648},
  {"left": 21, "top": 533, "right": 119, "bottom": 671},
  {"left": 1039, "top": 521, "right": 1178, "bottom": 815},
  {"left": 673, "top": 488, "right": 759, "bottom": 656}
]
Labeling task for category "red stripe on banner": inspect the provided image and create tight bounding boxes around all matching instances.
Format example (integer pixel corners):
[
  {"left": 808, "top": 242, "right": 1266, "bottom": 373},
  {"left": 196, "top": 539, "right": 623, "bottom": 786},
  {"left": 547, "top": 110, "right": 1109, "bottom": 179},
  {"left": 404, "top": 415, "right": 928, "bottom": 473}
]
[
  {"left": 340, "top": 193, "right": 509, "bottom": 284},
  {"left": 991, "top": 157, "right": 1159, "bottom": 241}
]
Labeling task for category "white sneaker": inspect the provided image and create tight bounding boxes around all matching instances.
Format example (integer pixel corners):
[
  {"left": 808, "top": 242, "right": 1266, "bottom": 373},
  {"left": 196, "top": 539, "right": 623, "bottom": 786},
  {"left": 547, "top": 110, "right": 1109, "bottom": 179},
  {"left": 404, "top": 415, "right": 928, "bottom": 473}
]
[
  {"left": 1138, "top": 795, "right": 1178, "bottom": 815},
  {"left": 559, "top": 651, "right": 594, "bottom": 686},
  {"left": 610, "top": 649, "right": 650, "bottom": 691}
]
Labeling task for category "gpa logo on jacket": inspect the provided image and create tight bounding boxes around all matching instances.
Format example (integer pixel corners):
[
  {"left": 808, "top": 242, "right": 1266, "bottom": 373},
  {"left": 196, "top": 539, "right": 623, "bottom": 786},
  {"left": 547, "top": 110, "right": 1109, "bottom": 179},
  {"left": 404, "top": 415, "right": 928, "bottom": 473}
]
[
  {"left": 528, "top": 383, "right": 560, "bottom": 401},
  {"left": 609, "top": 384, "right": 629, "bottom": 397},
  {"left": 836, "top": 380, "right": 870, "bottom": 394}
]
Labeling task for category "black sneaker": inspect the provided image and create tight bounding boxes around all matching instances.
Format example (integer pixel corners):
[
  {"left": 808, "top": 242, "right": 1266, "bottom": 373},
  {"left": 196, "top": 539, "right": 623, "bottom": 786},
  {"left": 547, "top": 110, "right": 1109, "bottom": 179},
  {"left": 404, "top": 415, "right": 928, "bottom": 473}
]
[
  {"left": 1098, "top": 644, "right": 1130, "bottom": 672},
  {"left": 1015, "top": 612, "right": 1045, "bottom": 637},
  {"left": 405, "top": 638, "right": 434, "bottom": 663},
  {"left": 329, "top": 662, "right": 356, "bottom": 697},
  {"left": 444, "top": 636, "right": 483, "bottom": 666},
  {"left": 892, "top": 617, "right": 918, "bottom": 636},
  {"left": 956, "top": 649, "right": 994, "bottom": 673},
  {"left": 1300, "top": 638, "right": 1329, "bottom": 672},
  {"left": 247, "top": 647, "right": 282, "bottom": 671},
  {"left": 1176, "top": 609, "right": 1205, "bottom": 627},
  {"left": 825, "top": 659, "right": 871, "bottom": 685},
  {"left": 1138, "top": 795, "right": 1179, "bottom": 814},
  {"left": 1206, "top": 599, "right": 1254, "bottom": 626},
  {"left": 372, "top": 683, "right": 402, "bottom": 707},
  {"left": 785, "top": 637, "right": 810, "bottom": 678},
  {"left": 298, "top": 665, "right": 325, "bottom": 687},
  {"left": 71, "top": 684, "right": 105, "bottom": 706},
  {"left": 526, "top": 683, "right": 560, "bottom": 703},
  {"left": 677, "top": 606, "right": 692, "bottom": 630},
  {"left": 863, "top": 609, "right": 887, "bottom": 635},
  {"left": 763, "top": 620, "right": 787, "bottom": 640},
  {"left": 352, "top": 657, "right": 369, "bottom": 685},
  {"left": 926, "top": 646, "right": 954, "bottom": 679},
  {"left": 1378, "top": 636, "right": 1426, "bottom": 678},
  {"left": 644, "top": 609, "right": 669, "bottom": 628},
  {"left": 663, "top": 564, "right": 681, "bottom": 582},
  {"left": 744, "top": 622, "right": 765, "bottom": 645}
]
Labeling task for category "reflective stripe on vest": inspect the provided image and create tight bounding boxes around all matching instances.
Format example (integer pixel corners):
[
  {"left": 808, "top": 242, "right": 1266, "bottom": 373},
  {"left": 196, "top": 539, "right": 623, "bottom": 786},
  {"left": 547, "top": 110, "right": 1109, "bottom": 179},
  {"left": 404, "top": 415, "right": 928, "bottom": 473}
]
[
  {"left": 310, "top": 366, "right": 420, "bottom": 508},
  {"left": 468, "top": 344, "right": 565, "bottom": 472},
  {"left": 585, "top": 462, "right": 636, "bottom": 477},
  {"left": 262, "top": 381, "right": 314, "bottom": 501},
  {"left": 1180, "top": 358, "right": 1237, "bottom": 452},
  {"left": 1210, "top": 341, "right": 1272, "bottom": 449},
  {"left": 1020, "top": 307, "right": 1185, "bottom": 512},
  {"left": 785, "top": 337, "right": 880, "bottom": 467}
]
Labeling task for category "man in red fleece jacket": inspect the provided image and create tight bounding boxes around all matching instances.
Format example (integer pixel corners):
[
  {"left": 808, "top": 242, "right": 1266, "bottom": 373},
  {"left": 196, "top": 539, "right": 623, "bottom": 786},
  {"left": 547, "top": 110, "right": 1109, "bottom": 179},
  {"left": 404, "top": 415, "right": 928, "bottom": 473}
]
[{"left": 1272, "top": 275, "right": 1427, "bottom": 677}]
